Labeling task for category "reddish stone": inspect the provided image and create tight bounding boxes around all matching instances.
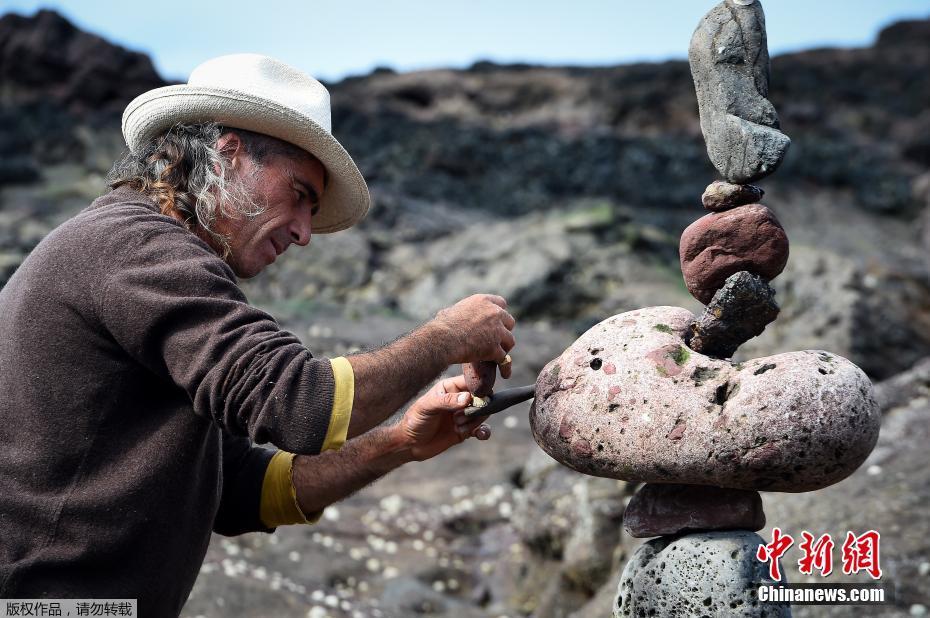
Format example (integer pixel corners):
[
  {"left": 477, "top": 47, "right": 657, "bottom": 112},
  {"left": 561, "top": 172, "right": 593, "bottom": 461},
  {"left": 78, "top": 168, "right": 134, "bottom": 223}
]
[
  {"left": 623, "top": 483, "right": 765, "bottom": 538},
  {"left": 573, "top": 438, "right": 592, "bottom": 458},
  {"left": 645, "top": 344, "right": 687, "bottom": 378},
  {"left": 558, "top": 417, "right": 574, "bottom": 441},
  {"left": 667, "top": 422, "right": 687, "bottom": 440},
  {"left": 679, "top": 204, "right": 789, "bottom": 304}
]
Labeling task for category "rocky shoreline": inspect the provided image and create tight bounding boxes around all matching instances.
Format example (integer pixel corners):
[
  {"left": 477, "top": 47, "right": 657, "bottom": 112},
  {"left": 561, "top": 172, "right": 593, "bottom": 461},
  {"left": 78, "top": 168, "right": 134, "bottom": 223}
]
[{"left": 1, "top": 8, "right": 929, "bottom": 617}]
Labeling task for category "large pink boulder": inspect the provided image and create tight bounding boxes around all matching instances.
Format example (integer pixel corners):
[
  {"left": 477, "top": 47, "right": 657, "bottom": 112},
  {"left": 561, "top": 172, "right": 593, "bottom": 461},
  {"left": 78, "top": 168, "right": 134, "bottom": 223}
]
[
  {"left": 679, "top": 204, "right": 788, "bottom": 304},
  {"left": 529, "top": 306, "right": 880, "bottom": 492}
]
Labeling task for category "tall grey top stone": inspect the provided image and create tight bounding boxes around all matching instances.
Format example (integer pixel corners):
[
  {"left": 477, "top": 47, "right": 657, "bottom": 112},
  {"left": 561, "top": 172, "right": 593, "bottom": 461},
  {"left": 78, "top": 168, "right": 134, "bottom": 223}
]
[{"left": 689, "top": 0, "right": 790, "bottom": 183}]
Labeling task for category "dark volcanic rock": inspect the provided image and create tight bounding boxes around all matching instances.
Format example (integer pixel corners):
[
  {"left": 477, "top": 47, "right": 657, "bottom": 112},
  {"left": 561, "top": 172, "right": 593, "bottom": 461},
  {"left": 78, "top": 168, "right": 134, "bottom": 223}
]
[
  {"left": 0, "top": 10, "right": 165, "bottom": 110},
  {"left": 702, "top": 180, "right": 765, "bottom": 211},
  {"left": 614, "top": 531, "right": 790, "bottom": 617},
  {"left": 689, "top": 0, "right": 791, "bottom": 183},
  {"left": 623, "top": 483, "right": 765, "bottom": 538},
  {"left": 688, "top": 271, "right": 780, "bottom": 358},
  {"left": 679, "top": 204, "right": 789, "bottom": 304}
]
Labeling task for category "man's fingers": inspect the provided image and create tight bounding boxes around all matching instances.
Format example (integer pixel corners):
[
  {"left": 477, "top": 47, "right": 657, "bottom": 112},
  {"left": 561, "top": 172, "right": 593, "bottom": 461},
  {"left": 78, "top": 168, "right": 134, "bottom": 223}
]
[
  {"left": 500, "top": 361, "right": 512, "bottom": 380},
  {"left": 425, "top": 391, "right": 471, "bottom": 413},
  {"left": 436, "top": 374, "right": 468, "bottom": 395},
  {"left": 500, "top": 310, "right": 516, "bottom": 331},
  {"left": 473, "top": 424, "right": 491, "bottom": 440},
  {"left": 455, "top": 411, "right": 487, "bottom": 435},
  {"left": 481, "top": 294, "right": 508, "bottom": 309},
  {"left": 500, "top": 329, "right": 515, "bottom": 353}
]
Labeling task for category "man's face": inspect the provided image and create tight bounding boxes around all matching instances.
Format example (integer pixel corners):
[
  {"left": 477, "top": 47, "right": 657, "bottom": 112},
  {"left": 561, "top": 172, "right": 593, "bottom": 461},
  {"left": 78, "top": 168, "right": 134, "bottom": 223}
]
[{"left": 215, "top": 149, "right": 326, "bottom": 278}]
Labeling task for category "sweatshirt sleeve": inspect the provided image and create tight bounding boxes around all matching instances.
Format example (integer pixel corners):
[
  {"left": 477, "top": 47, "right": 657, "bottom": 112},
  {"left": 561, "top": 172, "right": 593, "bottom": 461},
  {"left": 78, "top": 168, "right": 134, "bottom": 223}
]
[
  {"left": 95, "top": 206, "right": 335, "bottom": 455},
  {"left": 213, "top": 434, "right": 276, "bottom": 536}
]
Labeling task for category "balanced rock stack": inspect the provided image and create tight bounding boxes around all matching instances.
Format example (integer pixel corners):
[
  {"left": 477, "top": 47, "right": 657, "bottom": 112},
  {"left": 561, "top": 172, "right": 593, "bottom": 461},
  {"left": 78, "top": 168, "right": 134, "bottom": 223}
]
[
  {"left": 528, "top": 1, "right": 882, "bottom": 616},
  {"left": 681, "top": 0, "right": 792, "bottom": 361}
]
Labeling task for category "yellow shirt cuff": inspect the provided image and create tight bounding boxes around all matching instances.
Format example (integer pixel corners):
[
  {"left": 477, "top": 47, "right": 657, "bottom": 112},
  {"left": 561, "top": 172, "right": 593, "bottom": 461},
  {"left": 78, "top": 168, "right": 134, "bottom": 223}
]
[
  {"left": 321, "top": 356, "right": 354, "bottom": 452},
  {"left": 259, "top": 358, "right": 354, "bottom": 527},
  {"left": 260, "top": 450, "right": 320, "bottom": 527}
]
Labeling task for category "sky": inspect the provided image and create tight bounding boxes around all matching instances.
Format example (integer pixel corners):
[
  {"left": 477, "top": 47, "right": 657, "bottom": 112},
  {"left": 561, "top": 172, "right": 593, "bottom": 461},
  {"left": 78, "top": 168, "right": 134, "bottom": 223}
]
[{"left": 5, "top": 0, "right": 930, "bottom": 83}]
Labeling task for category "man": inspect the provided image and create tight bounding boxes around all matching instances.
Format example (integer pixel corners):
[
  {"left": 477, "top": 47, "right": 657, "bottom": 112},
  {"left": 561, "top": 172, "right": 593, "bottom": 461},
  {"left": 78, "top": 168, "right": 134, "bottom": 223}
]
[{"left": 0, "top": 54, "right": 515, "bottom": 615}]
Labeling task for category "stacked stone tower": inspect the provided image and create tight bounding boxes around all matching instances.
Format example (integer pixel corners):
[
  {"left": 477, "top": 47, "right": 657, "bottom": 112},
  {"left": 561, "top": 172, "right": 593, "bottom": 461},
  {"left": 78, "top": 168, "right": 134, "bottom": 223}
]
[{"left": 528, "top": 1, "right": 882, "bottom": 615}]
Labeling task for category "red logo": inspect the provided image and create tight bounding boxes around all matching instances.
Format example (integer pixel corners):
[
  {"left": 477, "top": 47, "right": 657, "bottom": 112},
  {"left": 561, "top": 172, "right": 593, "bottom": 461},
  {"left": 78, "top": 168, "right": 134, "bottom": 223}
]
[
  {"left": 757, "top": 529, "right": 882, "bottom": 581},
  {"left": 798, "top": 531, "right": 835, "bottom": 577},
  {"left": 756, "top": 527, "right": 794, "bottom": 581},
  {"left": 841, "top": 530, "right": 882, "bottom": 579}
]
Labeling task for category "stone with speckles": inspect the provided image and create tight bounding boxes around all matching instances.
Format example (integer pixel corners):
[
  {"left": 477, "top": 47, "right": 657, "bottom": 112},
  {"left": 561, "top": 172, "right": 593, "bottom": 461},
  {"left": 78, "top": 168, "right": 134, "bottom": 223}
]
[
  {"left": 614, "top": 531, "right": 791, "bottom": 617},
  {"left": 529, "top": 306, "right": 880, "bottom": 492}
]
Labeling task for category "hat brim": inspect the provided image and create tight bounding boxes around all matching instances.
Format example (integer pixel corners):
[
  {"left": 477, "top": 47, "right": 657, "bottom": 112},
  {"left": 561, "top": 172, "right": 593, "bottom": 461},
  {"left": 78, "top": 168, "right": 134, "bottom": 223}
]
[{"left": 122, "top": 85, "right": 370, "bottom": 234}]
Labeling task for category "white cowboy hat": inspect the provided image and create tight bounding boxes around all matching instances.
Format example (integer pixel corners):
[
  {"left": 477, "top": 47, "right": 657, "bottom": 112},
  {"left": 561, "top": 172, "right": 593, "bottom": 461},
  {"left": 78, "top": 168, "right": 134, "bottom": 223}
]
[{"left": 122, "top": 53, "right": 370, "bottom": 234}]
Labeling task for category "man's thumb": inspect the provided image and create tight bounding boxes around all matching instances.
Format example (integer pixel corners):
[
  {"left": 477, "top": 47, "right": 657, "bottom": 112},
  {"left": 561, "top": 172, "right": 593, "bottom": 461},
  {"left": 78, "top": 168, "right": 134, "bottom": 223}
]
[{"left": 446, "top": 392, "right": 471, "bottom": 409}]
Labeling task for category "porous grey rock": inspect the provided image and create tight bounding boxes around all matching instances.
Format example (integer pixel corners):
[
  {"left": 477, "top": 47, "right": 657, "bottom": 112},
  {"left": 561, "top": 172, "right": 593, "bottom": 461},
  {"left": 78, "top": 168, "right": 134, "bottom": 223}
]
[
  {"left": 623, "top": 483, "right": 765, "bottom": 538},
  {"left": 679, "top": 204, "right": 789, "bottom": 304},
  {"left": 689, "top": 0, "right": 791, "bottom": 183},
  {"left": 703, "top": 180, "right": 765, "bottom": 211},
  {"left": 530, "top": 306, "right": 881, "bottom": 492},
  {"left": 614, "top": 531, "right": 791, "bottom": 617},
  {"left": 688, "top": 271, "right": 780, "bottom": 358}
]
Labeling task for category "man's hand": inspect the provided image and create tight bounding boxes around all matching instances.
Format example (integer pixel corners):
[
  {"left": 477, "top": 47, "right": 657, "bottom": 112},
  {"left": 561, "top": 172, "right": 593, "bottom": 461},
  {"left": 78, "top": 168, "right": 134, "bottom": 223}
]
[
  {"left": 291, "top": 375, "right": 491, "bottom": 516},
  {"left": 345, "top": 293, "right": 514, "bottom": 438},
  {"left": 398, "top": 374, "right": 491, "bottom": 462},
  {"left": 433, "top": 294, "right": 516, "bottom": 375}
]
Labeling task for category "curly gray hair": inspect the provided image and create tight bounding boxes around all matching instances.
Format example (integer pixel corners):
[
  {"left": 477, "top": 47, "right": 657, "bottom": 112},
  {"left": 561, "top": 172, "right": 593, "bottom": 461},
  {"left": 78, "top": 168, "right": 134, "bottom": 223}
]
[{"left": 107, "top": 122, "right": 309, "bottom": 256}]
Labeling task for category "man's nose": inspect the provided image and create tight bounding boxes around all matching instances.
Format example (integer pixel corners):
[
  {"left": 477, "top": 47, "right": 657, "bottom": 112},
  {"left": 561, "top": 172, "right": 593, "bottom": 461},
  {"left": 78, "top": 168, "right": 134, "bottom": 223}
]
[{"left": 289, "top": 210, "right": 312, "bottom": 246}]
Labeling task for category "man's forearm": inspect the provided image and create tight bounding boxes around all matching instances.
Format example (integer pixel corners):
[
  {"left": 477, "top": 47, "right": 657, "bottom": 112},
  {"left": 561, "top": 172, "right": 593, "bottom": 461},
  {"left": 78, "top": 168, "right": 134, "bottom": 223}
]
[
  {"left": 292, "top": 425, "right": 414, "bottom": 516},
  {"left": 345, "top": 321, "right": 453, "bottom": 437}
]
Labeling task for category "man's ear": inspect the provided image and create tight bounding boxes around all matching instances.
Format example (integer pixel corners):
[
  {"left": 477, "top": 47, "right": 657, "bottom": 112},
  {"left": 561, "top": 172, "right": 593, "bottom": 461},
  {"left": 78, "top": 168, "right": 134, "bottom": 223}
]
[{"left": 216, "top": 132, "right": 245, "bottom": 169}]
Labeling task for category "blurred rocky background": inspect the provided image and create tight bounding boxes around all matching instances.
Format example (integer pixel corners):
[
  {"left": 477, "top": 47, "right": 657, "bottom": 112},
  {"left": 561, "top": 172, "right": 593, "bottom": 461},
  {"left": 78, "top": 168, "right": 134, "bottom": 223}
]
[{"left": 1, "top": 9, "right": 928, "bottom": 617}]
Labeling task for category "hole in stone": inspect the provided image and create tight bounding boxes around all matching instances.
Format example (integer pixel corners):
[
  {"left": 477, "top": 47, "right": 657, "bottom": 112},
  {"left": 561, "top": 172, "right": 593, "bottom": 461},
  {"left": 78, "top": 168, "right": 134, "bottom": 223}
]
[
  {"left": 714, "top": 382, "right": 730, "bottom": 405},
  {"left": 818, "top": 367, "right": 828, "bottom": 375},
  {"left": 590, "top": 358, "right": 603, "bottom": 370},
  {"left": 753, "top": 363, "right": 776, "bottom": 375}
]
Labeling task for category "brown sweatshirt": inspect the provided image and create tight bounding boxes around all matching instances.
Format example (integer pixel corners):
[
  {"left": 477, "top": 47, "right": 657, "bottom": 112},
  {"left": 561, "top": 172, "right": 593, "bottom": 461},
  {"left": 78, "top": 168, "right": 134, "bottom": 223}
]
[{"left": 0, "top": 187, "right": 337, "bottom": 616}]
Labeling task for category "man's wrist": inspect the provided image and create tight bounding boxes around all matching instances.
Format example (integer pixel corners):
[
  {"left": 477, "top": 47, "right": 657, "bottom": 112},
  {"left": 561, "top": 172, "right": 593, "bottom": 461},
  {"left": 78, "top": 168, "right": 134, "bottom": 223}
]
[
  {"left": 383, "top": 423, "right": 418, "bottom": 465},
  {"left": 418, "top": 319, "right": 459, "bottom": 366}
]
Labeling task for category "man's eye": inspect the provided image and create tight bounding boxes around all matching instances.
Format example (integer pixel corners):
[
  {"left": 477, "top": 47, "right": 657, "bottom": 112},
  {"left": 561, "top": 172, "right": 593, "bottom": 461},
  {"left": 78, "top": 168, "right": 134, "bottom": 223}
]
[{"left": 310, "top": 204, "right": 321, "bottom": 217}]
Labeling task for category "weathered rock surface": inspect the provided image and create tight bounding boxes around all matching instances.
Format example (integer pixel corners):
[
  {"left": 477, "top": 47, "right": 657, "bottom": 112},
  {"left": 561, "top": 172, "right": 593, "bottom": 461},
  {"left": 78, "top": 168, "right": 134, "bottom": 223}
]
[
  {"left": 623, "top": 483, "right": 765, "bottom": 538},
  {"left": 680, "top": 204, "right": 789, "bottom": 303},
  {"left": 689, "top": 0, "right": 791, "bottom": 183},
  {"left": 0, "top": 10, "right": 164, "bottom": 111},
  {"left": 614, "top": 531, "right": 791, "bottom": 617},
  {"left": 703, "top": 180, "right": 765, "bottom": 211},
  {"left": 530, "top": 306, "right": 880, "bottom": 492},
  {"left": 688, "top": 271, "right": 780, "bottom": 358}
]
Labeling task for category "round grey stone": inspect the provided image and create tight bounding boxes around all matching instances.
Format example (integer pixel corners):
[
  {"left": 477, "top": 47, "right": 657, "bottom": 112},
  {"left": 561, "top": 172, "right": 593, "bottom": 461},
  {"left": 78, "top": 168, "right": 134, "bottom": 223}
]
[{"left": 614, "top": 531, "right": 791, "bottom": 617}]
